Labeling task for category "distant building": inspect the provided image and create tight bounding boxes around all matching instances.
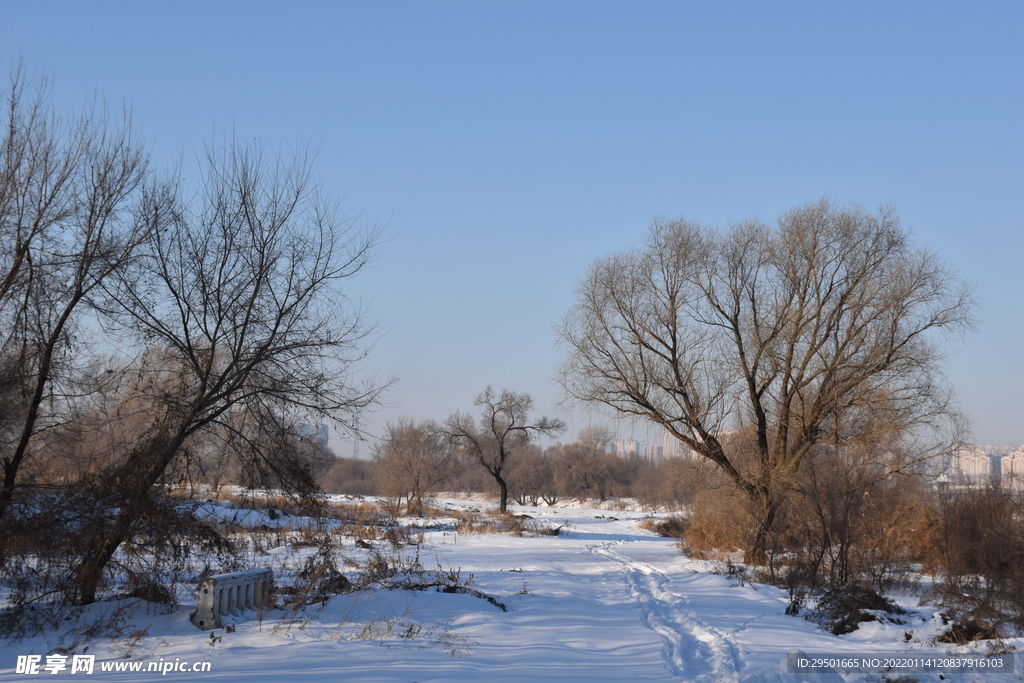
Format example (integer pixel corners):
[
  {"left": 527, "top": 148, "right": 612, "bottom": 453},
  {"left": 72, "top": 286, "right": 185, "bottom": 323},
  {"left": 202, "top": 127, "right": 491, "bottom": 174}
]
[
  {"left": 644, "top": 443, "right": 663, "bottom": 464},
  {"left": 662, "top": 431, "right": 695, "bottom": 459},
  {"left": 1002, "top": 447, "right": 1024, "bottom": 491},
  {"left": 611, "top": 439, "right": 639, "bottom": 457},
  {"left": 949, "top": 445, "right": 1003, "bottom": 487}
]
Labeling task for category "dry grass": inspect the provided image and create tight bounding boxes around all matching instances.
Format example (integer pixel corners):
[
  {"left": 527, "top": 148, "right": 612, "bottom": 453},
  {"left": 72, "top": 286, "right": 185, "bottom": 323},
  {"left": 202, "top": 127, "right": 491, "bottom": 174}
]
[
  {"left": 449, "top": 509, "right": 564, "bottom": 537},
  {"left": 638, "top": 515, "right": 688, "bottom": 538}
]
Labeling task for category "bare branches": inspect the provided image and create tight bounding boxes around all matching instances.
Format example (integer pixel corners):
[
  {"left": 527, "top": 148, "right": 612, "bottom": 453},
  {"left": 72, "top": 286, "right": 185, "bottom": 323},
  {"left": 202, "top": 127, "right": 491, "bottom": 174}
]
[
  {"left": 47, "top": 138, "right": 387, "bottom": 604},
  {"left": 106, "top": 141, "right": 383, "bottom": 434},
  {"left": 558, "top": 199, "right": 975, "bottom": 560},
  {"left": 442, "top": 387, "right": 565, "bottom": 512},
  {"left": 0, "top": 63, "right": 387, "bottom": 608},
  {"left": 0, "top": 63, "right": 150, "bottom": 521},
  {"left": 373, "top": 419, "right": 456, "bottom": 515}
]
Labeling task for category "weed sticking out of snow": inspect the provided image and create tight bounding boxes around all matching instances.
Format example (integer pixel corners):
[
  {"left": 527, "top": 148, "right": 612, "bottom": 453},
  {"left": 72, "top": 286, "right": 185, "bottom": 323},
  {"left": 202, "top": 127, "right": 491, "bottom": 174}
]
[{"left": 709, "top": 559, "right": 757, "bottom": 589}]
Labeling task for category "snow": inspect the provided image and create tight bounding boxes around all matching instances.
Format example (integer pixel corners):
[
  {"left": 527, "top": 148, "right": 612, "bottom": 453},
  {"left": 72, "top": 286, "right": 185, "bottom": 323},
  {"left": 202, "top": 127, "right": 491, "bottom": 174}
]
[{"left": 1, "top": 498, "right": 1020, "bottom": 682}]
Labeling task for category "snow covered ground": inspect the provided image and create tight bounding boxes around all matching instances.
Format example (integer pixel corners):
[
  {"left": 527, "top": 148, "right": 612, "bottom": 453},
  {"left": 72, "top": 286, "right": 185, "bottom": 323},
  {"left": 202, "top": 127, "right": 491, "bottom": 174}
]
[{"left": 1, "top": 498, "right": 1020, "bottom": 682}]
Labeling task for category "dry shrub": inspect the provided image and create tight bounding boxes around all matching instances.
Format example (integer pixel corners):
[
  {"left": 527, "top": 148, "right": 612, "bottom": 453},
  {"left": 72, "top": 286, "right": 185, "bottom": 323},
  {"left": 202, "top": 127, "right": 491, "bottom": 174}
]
[
  {"left": 382, "top": 527, "right": 411, "bottom": 548},
  {"left": 276, "top": 533, "right": 349, "bottom": 614},
  {"left": 319, "top": 457, "right": 379, "bottom": 496},
  {"left": 848, "top": 483, "right": 932, "bottom": 593},
  {"left": 637, "top": 517, "right": 659, "bottom": 534},
  {"left": 291, "top": 526, "right": 327, "bottom": 549},
  {"left": 328, "top": 501, "right": 392, "bottom": 524},
  {"left": 322, "top": 501, "right": 385, "bottom": 540},
  {"left": 638, "top": 516, "right": 687, "bottom": 538},
  {"left": 936, "top": 616, "right": 1001, "bottom": 644},
  {"left": 684, "top": 487, "right": 751, "bottom": 558},
  {"left": 127, "top": 578, "right": 174, "bottom": 604},
  {"left": 455, "top": 510, "right": 517, "bottom": 535},
  {"left": 337, "top": 521, "right": 382, "bottom": 542},
  {"left": 0, "top": 491, "right": 232, "bottom": 635},
  {"left": 410, "top": 502, "right": 450, "bottom": 520},
  {"left": 678, "top": 444, "right": 939, "bottom": 605},
  {"left": 206, "top": 488, "right": 326, "bottom": 520},
  {"left": 355, "top": 547, "right": 507, "bottom": 612},
  {"left": 807, "top": 587, "right": 906, "bottom": 635},
  {"left": 926, "top": 486, "right": 1024, "bottom": 629},
  {"left": 451, "top": 509, "right": 562, "bottom": 537}
]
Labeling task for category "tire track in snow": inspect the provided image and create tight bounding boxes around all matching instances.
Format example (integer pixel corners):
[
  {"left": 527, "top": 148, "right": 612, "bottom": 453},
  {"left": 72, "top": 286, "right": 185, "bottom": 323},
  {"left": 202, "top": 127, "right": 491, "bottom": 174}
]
[{"left": 589, "top": 541, "right": 742, "bottom": 682}]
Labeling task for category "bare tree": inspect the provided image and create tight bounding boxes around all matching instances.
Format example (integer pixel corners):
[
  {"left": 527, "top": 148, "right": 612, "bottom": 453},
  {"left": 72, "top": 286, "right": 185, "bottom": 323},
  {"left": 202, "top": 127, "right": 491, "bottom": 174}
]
[
  {"left": 319, "top": 456, "right": 378, "bottom": 497},
  {"left": 932, "top": 485, "right": 1024, "bottom": 626},
  {"left": 67, "top": 139, "right": 385, "bottom": 604},
  {"left": 0, "top": 63, "right": 149, "bottom": 524},
  {"left": 505, "top": 445, "right": 551, "bottom": 506},
  {"left": 443, "top": 387, "right": 564, "bottom": 512},
  {"left": 552, "top": 436, "right": 618, "bottom": 503},
  {"left": 373, "top": 419, "right": 456, "bottom": 515},
  {"left": 558, "top": 200, "right": 974, "bottom": 561}
]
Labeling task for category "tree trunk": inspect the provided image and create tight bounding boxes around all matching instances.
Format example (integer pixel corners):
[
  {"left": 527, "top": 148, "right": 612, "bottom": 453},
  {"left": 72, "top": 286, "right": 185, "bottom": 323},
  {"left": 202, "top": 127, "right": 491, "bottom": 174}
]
[
  {"left": 74, "top": 433, "right": 184, "bottom": 604},
  {"left": 495, "top": 473, "right": 509, "bottom": 512},
  {"left": 75, "top": 512, "right": 135, "bottom": 605},
  {"left": 748, "top": 495, "right": 779, "bottom": 566},
  {"left": 0, "top": 294, "right": 83, "bottom": 524}
]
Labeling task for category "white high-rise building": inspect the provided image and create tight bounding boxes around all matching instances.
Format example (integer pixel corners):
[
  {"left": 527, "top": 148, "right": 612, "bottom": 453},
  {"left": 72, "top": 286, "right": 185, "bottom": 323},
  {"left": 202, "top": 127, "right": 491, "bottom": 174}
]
[
  {"left": 663, "top": 431, "right": 695, "bottom": 459},
  {"left": 644, "top": 443, "right": 664, "bottom": 464},
  {"left": 950, "top": 445, "right": 997, "bottom": 487},
  {"left": 1002, "top": 447, "right": 1024, "bottom": 491},
  {"left": 611, "top": 439, "right": 639, "bottom": 457}
]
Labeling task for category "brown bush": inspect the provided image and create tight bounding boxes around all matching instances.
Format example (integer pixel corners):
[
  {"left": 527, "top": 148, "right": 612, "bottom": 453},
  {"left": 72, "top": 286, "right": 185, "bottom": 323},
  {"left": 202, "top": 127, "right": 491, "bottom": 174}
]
[
  {"left": 936, "top": 617, "right": 1000, "bottom": 644},
  {"left": 319, "top": 458, "right": 379, "bottom": 496},
  {"left": 638, "top": 516, "right": 688, "bottom": 538},
  {"left": 684, "top": 487, "right": 751, "bottom": 558},
  {"left": 926, "top": 486, "right": 1024, "bottom": 628}
]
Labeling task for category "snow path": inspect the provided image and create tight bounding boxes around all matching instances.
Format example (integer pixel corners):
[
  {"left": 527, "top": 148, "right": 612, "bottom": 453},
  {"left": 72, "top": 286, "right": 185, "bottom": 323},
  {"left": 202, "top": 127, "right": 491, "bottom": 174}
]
[{"left": 588, "top": 540, "right": 742, "bottom": 682}]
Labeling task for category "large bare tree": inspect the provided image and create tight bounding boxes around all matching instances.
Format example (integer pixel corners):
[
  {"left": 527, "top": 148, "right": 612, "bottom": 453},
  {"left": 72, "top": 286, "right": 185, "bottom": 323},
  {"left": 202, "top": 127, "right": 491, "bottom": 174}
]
[
  {"left": 0, "top": 63, "right": 149, "bottom": 524},
  {"left": 69, "top": 140, "right": 384, "bottom": 603},
  {"left": 444, "top": 387, "right": 564, "bottom": 512},
  {"left": 558, "top": 200, "right": 974, "bottom": 561}
]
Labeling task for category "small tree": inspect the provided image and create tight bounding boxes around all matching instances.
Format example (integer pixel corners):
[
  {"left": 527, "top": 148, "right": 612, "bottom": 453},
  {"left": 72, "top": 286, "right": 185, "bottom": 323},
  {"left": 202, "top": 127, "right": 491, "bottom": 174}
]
[
  {"left": 505, "top": 445, "right": 551, "bottom": 506},
  {"left": 373, "top": 419, "right": 455, "bottom": 515},
  {"left": 552, "top": 438, "right": 617, "bottom": 503},
  {"left": 443, "top": 387, "right": 564, "bottom": 512}
]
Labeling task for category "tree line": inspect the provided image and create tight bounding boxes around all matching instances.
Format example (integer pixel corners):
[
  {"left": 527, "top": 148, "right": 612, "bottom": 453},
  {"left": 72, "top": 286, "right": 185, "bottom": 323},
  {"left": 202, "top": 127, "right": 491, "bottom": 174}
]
[{"left": 359, "top": 401, "right": 697, "bottom": 516}]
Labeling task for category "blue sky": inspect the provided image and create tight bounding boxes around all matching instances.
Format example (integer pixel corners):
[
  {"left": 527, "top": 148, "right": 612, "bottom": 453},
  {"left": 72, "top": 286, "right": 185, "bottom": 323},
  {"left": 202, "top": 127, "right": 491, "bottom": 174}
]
[{"left": 3, "top": 1, "right": 1021, "bottom": 450}]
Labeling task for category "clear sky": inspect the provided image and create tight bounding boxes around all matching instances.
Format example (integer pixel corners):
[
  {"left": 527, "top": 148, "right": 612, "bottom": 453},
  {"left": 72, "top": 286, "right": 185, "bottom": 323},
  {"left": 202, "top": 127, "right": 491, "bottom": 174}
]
[{"left": 3, "top": 1, "right": 1021, "bottom": 451}]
